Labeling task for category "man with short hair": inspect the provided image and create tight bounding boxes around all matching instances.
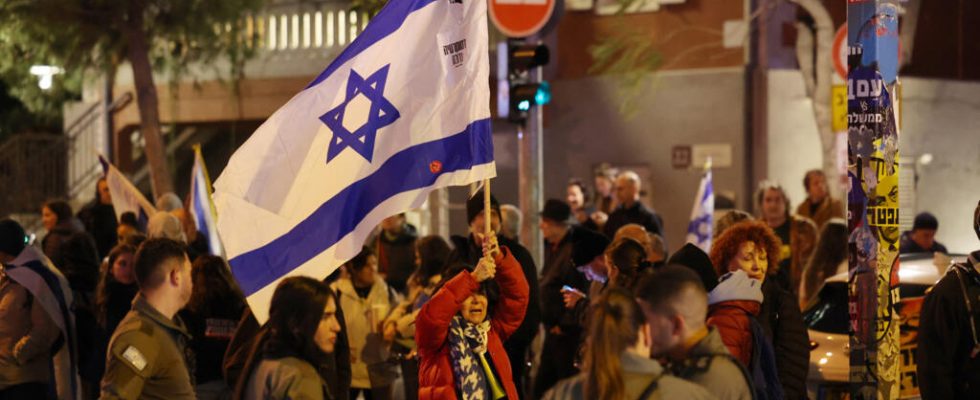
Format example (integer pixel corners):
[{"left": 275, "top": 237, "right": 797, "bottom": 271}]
[
  {"left": 603, "top": 171, "right": 664, "bottom": 240},
  {"left": 916, "top": 200, "right": 980, "bottom": 399},
  {"left": 100, "top": 238, "right": 196, "bottom": 399},
  {"left": 795, "top": 169, "right": 844, "bottom": 229},
  {"left": 900, "top": 212, "right": 949, "bottom": 255},
  {"left": 635, "top": 265, "right": 753, "bottom": 400}
]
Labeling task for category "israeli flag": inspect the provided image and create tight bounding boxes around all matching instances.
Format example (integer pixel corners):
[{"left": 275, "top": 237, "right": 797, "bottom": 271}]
[
  {"left": 685, "top": 165, "right": 714, "bottom": 252},
  {"left": 189, "top": 146, "right": 224, "bottom": 256},
  {"left": 214, "top": 0, "right": 493, "bottom": 321},
  {"left": 99, "top": 155, "right": 156, "bottom": 229}
]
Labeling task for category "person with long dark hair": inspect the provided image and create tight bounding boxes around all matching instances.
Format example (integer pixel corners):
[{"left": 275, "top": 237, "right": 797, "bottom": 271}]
[
  {"left": 238, "top": 277, "right": 342, "bottom": 399},
  {"left": 799, "top": 219, "right": 848, "bottom": 308},
  {"left": 88, "top": 244, "right": 139, "bottom": 396},
  {"left": 543, "top": 288, "right": 712, "bottom": 400},
  {"left": 180, "top": 256, "right": 248, "bottom": 399}
]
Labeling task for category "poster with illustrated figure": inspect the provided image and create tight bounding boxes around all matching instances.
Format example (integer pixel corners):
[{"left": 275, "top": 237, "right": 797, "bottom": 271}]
[{"left": 846, "top": 1, "right": 902, "bottom": 399}]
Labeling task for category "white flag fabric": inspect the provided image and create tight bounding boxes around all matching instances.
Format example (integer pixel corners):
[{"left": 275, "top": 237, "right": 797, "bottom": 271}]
[
  {"left": 189, "top": 147, "right": 224, "bottom": 256},
  {"left": 99, "top": 155, "right": 157, "bottom": 228},
  {"left": 685, "top": 168, "right": 714, "bottom": 253},
  {"left": 214, "top": 0, "right": 494, "bottom": 322}
]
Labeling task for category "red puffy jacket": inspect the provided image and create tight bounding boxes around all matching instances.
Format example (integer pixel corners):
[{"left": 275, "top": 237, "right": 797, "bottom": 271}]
[
  {"left": 706, "top": 300, "right": 761, "bottom": 366},
  {"left": 416, "top": 247, "right": 529, "bottom": 400}
]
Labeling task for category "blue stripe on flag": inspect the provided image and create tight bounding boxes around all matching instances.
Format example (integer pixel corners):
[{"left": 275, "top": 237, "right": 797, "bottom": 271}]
[
  {"left": 230, "top": 118, "right": 493, "bottom": 295},
  {"left": 305, "top": 0, "right": 438, "bottom": 89}
]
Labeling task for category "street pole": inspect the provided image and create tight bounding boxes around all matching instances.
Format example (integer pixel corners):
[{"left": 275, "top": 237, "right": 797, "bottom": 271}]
[
  {"left": 519, "top": 62, "right": 544, "bottom": 268},
  {"left": 847, "top": 1, "right": 901, "bottom": 399}
]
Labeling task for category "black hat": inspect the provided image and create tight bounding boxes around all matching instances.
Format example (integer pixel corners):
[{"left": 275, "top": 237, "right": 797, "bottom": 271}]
[
  {"left": 667, "top": 243, "right": 719, "bottom": 292},
  {"left": 539, "top": 199, "right": 573, "bottom": 224},
  {"left": 466, "top": 190, "right": 501, "bottom": 224},
  {"left": 912, "top": 212, "right": 939, "bottom": 231},
  {"left": 974, "top": 200, "right": 980, "bottom": 242},
  {"left": 572, "top": 229, "right": 610, "bottom": 267},
  {"left": 0, "top": 219, "right": 27, "bottom": 258}
]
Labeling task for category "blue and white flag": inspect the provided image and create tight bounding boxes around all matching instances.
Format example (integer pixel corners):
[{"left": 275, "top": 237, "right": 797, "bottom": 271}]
[
  {"left": 214, "top": 0, "right": 493, "bottom": 322},
  {"left": 189, "top": 146, "right": 224, "bottom": 256},
  {"left": 99, "top": 155, "right": 156, "bottom": 229},
  {"left": 4, "top": 246, "right": 79, "bottom": 399},
  {"left": 685, "top": 165, "right": 714, "bottom": 253}
]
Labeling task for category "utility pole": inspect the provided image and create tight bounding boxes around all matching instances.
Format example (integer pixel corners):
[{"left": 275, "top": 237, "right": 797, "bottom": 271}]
[{"left": 847, "top": 1, "right": 902, "bottom": 399}]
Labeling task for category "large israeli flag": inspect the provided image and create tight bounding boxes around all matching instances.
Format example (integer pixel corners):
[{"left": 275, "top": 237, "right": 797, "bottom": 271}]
[
  {"left": 99, "top": 155, "right": 156, "bottom": 228},
  {"left": 189, "top": 146, "right": 224, "bottom": 256},
  {"left": 685, "top": 165, "right": 714, "bottom": 253},
  {"left": 214, "top": 0, "right": 493, "bottom": 321}
]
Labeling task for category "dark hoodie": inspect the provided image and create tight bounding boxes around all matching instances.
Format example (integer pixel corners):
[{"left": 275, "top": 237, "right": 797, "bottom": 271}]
[{"left": 372, "top": 223, "right": 418, "bottom": 294}]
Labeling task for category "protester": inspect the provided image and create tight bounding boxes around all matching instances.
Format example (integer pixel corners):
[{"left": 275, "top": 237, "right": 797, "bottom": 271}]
[
  {"left": 799, "top": 219, "right": 848, "bottom": 308},
  {"left": 916, "top": 200, "right": 980, "bottom": 399},
  {"left": 371, "top": 213, "right": 418, "bottom": 295},
  {"left": 535, "top": 199, "right": 591, "bottom": 398},
  {"left": 147, "top": 211, "right": 187, "bottom": 243},
  {"left": 668, "top": 243, "right": 719, "bottom": 292},
  {"left": 116, "top": 212, "right": 141, "bottom": 245},
  {"left": 449, "top": 191, "right": 540, "bottom": 398},
  {"left": 567, "top": 179, "right": 598, "bottom": 231},
  {"left": 179, "top": 256, "right": 247, "bottom": 399},
  {"left": 795, "top": 169, "right": 844, "bottom": 229},
  {"left": 714, "top": 210, "right": 753, "bottom": 238},
  {"left": 0, "top": 220, "right": 63, "bottom": 398},
  {"left": 77, "top": 177, "right": 119, "bottom": 259},
  {"left": 499, "top": 204, "right": 522, "bottom": 242},
  {"left": 899, "top": 212, "right": 949, "bottom": 255},
  {"left": 635, "top": 266, "right": 753, "bottom": 400},
  {"left": 91, "top": 244, "right": 139, "bottom": 393},
  {"left": 155, "top": 192, "right": 184, "bottom": 213},
  {"left": 237, "top": 277, "right": 342, "bottom": 400},
  {"left": 416, "top": 233, "right": 529, "bottom": 400},
  {"left": 603, "top": 236, "right": 652, "bottom": 290},
  {"left": 562, "top": 229, "right": 613, "bottom": 328},
  {"left": 41, "top": 199, "right": 101, "bottom": 294},
  {"left": 603, "top": 171, "right": 664, "bottom": 240},
  {"left": 710, "top": 220, "right": 809, "bottom": 399},
  {"left": 331, "top": 247, "right": 399, "bottom": 400},
  {"left": 593, "top": 163, "right": 618, "bottom": 216},
  {"left": 100, "top": 238, "right": 195, "bottom": 399},
  {"left": 612, "top": 224, "right": 664, "bottom": 264},
  {"left": 756, "top": 182, "right": 818, "bottom": 295},
  {"left": 542, "top": 288, "right": 714, "bottom": 400},
  {"left": 382, "top": 235, "right": 451, "bottom": 400}
]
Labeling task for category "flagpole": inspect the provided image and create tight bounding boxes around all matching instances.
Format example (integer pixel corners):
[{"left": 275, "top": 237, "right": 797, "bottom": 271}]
[{"left": 484, "top": 178, "right": 491, "bottom": 238}]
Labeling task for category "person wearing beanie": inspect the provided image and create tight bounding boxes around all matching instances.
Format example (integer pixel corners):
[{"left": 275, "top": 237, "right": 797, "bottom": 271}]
[
  {"left": 447, "top": 190, "right": 540, "bottom": 399},
  {"left": 668, "top": 243, "right": 720, "bottom": 292},
  {"left": 899, "top": 212, "right": 949, "bottom": 255},
  {"left": 917, "top": 200, "right": 980, "bottom": 399},
  {"left": 0, "top": 219, "right": 79, "bottom": 399},
  {"left": 534, "top": 199, "right": 596, "bottom": 398}
]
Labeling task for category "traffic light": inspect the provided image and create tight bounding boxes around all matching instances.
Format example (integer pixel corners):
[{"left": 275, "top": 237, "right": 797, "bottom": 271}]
[{"left": 497, "top": 40, "right": 550, "bottom": 124}]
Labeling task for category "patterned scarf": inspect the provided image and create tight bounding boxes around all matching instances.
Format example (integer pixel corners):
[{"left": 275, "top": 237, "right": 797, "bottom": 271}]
[{"left": 448, "top": 315, "right": 492, "bottom": 400}]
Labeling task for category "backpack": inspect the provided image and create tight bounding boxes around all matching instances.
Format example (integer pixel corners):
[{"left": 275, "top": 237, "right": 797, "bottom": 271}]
[{"left": 747, "top": 315, "right": 784, "bottom": 400}]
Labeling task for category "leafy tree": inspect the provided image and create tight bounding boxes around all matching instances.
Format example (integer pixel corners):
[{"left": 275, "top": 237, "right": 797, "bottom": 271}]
[{"left": 0, "top": 0, "right": 264, "bottom": 199}]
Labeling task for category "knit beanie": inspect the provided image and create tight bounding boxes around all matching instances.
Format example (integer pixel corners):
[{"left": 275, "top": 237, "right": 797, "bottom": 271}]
[{"left": 466, "top": 190, "right": 501, "bottom": 224}]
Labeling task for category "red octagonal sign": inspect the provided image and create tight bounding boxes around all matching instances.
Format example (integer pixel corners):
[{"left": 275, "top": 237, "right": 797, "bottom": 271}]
[{"left": 488, "top": 0, "right": 556, "bottom": 38}]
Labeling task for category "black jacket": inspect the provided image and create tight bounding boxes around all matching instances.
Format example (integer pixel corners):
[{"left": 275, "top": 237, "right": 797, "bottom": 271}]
[
  {"left": 917, "top": 251, "right": 980, "bottom": 400},
  {"left": 372, "top": 224, "right": 418, "bottom": 294},
  {"left": 603, "top": 202, "right": 664, "bottom": 239},
  {"left": 759, "top": 278, "right": 809, "bottom": 400},
  {"left": 77, "top": 201, "right": 118, "bottom": 260},
  {"left": 42, "top": 220, "right": 101, "bottom": 293},
  {"left": 539, "top": 226, "right": 590, "bottom": 332},
  {"left": 899, "top": 231, "right": 949, "bottom": 255},
  {"left": 448, "top": 234, "right": 541, "bottom": 349}
]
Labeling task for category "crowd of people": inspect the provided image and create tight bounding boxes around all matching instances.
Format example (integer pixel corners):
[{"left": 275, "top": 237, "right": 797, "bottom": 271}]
[{"left": 0, "top": 166, "right": 978, "bottom": 400}]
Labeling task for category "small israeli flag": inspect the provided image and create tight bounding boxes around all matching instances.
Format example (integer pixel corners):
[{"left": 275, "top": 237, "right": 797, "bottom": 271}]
[
  {"left": 189, "top": 146, "right": 223, "bottom": 256},
  {"left": 685, "top": 162, "right": 714, "bottom": 253},
  {"left": 214, "top": 0, "right": 494, "bottom": 321},
  {"left": 99, "top": 155, "right": 156, "bottom": 229}
]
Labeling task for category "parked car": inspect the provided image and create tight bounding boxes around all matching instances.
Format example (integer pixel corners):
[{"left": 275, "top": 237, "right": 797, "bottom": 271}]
[{"left": 803, "top": 253, "right": 967, "bottom": 400}]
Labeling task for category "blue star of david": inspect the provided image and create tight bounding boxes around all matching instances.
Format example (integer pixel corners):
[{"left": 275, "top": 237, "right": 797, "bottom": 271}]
[{"left": 320, "top": 64, "right": 400, "bottom": 163}]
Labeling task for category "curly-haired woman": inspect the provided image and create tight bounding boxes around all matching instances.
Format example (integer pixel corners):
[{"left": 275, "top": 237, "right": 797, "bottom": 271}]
[{"left": 708, "top": 220, "right": 810, "bottom": 400}]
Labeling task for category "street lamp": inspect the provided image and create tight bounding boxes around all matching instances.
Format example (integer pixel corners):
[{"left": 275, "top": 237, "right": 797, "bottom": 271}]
[{"left": 29, "top": 65, "right": 64, "bottom": 90}]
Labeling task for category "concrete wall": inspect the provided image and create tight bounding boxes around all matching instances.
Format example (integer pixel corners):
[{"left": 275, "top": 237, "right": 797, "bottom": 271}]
[
  {"left": 506, "top": 67, "right": 749, "bottom": 251},
  {"left": 766, "top": 70, "right": 824, "bottom": 211}
]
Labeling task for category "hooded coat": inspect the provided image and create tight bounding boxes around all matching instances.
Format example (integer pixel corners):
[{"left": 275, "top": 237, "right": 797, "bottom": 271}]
[
  {"left": 415, "top": 247, "right": 528, "bottom": 400},
  {"left": 706, "top": 270, "right": 764, "bottom": 366}
]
